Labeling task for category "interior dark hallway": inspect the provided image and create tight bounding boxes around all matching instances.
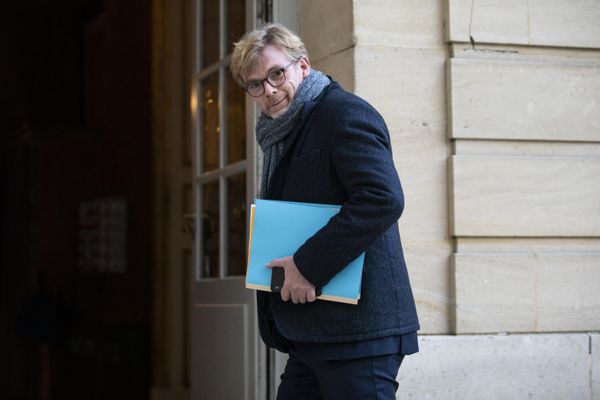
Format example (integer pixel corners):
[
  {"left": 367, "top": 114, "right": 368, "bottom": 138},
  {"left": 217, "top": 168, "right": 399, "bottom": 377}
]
[{"left": 1, "top": 1, "right": 154, "bottom": 398}]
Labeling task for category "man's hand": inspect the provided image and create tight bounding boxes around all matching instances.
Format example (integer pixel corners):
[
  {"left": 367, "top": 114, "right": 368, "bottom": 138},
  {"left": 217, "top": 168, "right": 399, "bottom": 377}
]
[{"left": 267, "top": 256, "right": 317, "bottom": 304}]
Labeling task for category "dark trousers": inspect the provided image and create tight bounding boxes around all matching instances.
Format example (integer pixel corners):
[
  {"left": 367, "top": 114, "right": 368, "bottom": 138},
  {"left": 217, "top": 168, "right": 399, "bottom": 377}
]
[{"left": 276, "top": 351, "right": 405, "bottom": 400}]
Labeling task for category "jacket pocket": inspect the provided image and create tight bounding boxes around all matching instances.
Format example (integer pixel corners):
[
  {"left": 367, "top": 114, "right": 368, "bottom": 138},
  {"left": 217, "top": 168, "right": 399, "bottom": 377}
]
[
  {"left": 287, "top": 149, "right": 324, "bottom": 200},
  {"left": 291, "top": 148, "right": 321, "bottom": 167}
]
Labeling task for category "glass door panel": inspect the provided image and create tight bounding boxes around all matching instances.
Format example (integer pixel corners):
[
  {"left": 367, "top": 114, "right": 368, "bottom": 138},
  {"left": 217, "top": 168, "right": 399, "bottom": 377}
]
[
  {"left": 227, "top": 0, "right": 246, "bottom": 52},
  {"left": 196, "top": 0, "right": 251, "bottom": 279},
  {"left": 226, "top": 172, "right": 247, "bottom": 276},
  {"left": 200, "top": 73, "right": 220, "bottom": 172},
  {"left": 202, "top": 0, "right": 220, "bottom": 67},
  {"left": 226, "top": 72, "right": 246, "bottom": 165}
]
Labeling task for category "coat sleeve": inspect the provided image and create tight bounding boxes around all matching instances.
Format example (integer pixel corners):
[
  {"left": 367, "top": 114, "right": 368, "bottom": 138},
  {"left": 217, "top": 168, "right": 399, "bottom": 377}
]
[{"left": 292, "top": 97, "right": 404, "bottom": 289}]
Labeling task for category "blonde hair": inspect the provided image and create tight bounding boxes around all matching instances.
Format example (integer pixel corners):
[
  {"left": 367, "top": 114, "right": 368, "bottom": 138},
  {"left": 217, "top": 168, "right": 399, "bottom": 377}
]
[{"left": 230, "top": 23, "right": 307, "bottom": 86}]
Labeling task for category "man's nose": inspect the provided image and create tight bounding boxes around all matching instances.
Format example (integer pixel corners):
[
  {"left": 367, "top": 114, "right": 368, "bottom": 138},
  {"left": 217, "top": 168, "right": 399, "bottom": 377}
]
[{"left": 263, "top": 80, "right": 277, "bottom": 95}]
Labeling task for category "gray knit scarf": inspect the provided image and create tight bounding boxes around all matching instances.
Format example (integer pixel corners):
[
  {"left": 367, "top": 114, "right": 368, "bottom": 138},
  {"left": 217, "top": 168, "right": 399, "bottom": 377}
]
[{"left": 256, "top": 69, "right": 330, "bottom": 197}]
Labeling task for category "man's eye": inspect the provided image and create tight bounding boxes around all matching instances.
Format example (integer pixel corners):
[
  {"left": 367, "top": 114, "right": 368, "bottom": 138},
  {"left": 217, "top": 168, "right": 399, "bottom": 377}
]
[{"left": 269, "top": 69, "right": 284, "bottom": 79}]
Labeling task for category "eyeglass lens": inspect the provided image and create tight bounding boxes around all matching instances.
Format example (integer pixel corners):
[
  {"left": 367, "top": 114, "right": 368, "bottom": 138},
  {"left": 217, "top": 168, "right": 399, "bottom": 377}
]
[{"left": 245, "top": 59, "right": 296, "bottom": 97}]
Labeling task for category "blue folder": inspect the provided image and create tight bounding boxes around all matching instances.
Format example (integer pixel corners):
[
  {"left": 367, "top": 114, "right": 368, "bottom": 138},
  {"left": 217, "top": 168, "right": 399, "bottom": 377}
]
[{"left": 246, "top": 199, "right": 364, "bottom": 304}]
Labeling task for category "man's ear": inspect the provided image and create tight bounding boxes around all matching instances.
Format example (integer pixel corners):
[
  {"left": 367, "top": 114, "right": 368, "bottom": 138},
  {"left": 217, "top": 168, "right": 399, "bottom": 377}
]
[{"left": 299, "top": 56, "right": 310, "bottom": 78}]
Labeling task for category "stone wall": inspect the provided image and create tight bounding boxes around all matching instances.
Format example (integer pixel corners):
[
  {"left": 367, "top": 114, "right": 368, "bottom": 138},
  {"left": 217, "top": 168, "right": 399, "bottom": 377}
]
[{"left": 447, "top": 0, "right": 600, "bottom": 336}]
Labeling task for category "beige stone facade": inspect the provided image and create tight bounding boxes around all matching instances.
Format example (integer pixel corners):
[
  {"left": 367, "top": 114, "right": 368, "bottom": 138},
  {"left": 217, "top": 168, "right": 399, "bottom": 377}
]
[{"left": 300, "top": 0, "right": 600, "bottom": 398}]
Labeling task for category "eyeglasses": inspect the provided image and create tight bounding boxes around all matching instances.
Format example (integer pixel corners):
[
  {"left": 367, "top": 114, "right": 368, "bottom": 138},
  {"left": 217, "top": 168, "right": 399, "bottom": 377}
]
[{"left": 244, "top": 59, "right": 298, "bottom": 97}]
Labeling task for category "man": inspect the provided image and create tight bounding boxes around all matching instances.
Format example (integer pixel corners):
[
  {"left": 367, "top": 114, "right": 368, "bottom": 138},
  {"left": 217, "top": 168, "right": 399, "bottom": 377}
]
[{"left": 231, "top": 23, "right": 420, "bottom": 399}]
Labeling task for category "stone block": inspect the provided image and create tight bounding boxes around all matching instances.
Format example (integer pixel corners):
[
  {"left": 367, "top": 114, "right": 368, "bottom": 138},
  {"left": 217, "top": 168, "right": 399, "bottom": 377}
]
[
  {"left": 529, "top": 0, "right": 600, "bottom": 48},
  {"left": 392, "top": 127, "right": 449, "bottom": 242},
  {"left": 311, "top": 47, "right": 355, "bottom": 93},
  {"left": 451, "top": 155, "right": 600, "bottom": 237},
  {"left": 399, "top": 334, "right": 590, "bottom": 399},
  {"left": 354, "top": 0, "right": 445, "bottom": 49},
  {"left": 356, "top": 47, "right": 447, "bottom": 132},
  {"left": 446, "top": 0, "right": 472, "bottom": 43},
  {"left": 405, "top": 244, "right": 453, "bottom": 334},
  {"left": 537, "top": 254, "right": 600, "bottom": 331},
  {"left": 448, "top": 57, "right": 600, "bottom": 142},
  {"left": 453, "top": 252, "right": 600, "bottom": 333},
  {"left": 300, "top": 0, "right": 354, "bottom": 63},
  {"left": 464, "top": 0, "right": 531, "bottom": 45},
  {"left": 447, "top": 0, "right": 600, "bottom": 48},
  {"left": 453, "top": 253, "right": 536, "bottom": 333}
]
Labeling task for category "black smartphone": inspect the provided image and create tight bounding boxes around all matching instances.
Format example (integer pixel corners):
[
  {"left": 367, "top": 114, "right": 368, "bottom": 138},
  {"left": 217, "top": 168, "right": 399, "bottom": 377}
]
[{"left": 270, "top": 267, "right": 284, "bottom": 293}]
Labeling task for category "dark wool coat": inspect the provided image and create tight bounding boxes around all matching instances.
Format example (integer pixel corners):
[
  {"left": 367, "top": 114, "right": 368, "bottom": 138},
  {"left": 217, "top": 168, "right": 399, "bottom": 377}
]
[{"left": 258, "top": 81, "right": 420, "bottom": 350}]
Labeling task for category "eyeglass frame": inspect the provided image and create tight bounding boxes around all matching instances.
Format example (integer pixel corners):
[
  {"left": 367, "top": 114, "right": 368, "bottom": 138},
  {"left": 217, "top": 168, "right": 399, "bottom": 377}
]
[{"left": 242, "top": 58, "right": 299, "bottom": 97}]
